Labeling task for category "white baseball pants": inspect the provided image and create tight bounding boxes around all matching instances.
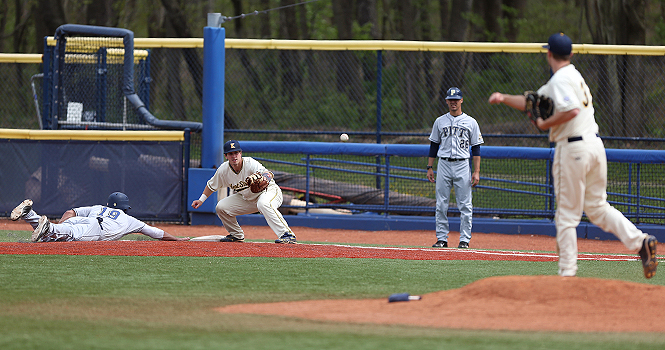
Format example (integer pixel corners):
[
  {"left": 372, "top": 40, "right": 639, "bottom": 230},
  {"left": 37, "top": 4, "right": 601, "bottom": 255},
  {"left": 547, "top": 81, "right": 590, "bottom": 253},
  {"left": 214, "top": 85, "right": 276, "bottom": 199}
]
[
  {"left": 22, "top": 210, "right": 102, "bottom": 241},
  {"left": 553, "top": 134, "right": 646, "bottom": 276},
  {"left": 215, "top": 184, "right": 293, "bottom": 239}
]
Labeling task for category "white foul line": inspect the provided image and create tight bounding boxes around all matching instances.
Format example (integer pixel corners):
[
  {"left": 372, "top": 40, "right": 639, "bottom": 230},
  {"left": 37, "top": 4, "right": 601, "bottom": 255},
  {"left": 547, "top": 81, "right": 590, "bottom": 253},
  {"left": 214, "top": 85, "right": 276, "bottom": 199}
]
[{"left": 248, "top": 241, "right": 639, "bottom": 262}]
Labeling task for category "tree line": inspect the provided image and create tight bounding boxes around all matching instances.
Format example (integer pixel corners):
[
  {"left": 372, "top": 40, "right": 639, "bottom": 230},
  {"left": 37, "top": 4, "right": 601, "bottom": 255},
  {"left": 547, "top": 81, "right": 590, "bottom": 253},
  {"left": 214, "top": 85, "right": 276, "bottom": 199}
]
[{"left": 2, "top": 0, "right": 665, "bottom": 54}]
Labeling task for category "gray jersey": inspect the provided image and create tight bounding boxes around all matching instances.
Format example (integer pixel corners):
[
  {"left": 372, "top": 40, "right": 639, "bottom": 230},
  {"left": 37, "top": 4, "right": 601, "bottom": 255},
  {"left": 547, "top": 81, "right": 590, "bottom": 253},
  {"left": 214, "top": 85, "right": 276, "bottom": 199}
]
[{"left": 429, "top": 112, "right": 483, "bottom": 159}]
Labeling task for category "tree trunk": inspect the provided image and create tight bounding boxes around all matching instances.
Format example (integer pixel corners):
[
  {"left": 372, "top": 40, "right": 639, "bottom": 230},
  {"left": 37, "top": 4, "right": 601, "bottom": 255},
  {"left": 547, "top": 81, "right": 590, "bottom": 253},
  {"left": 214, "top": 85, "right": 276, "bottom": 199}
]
[
  {"left": 159, "top": 0, "right": 203, "bottom": 100},
  {"left": 421, "top": 5, "right": 434, "bottom": 101},
  {"left": 503, "top": 0, "right": 527, "bottom": 42},
  {"left": 32, "top": 0, "right": 67, "bottom": 54},
  {"left": 332, "top": 0, "right": 366, "bottom": 109},
  {"left": 470, "top": 0, "right": 500, "bottom": 76},
  {"left": 12, "top": 0, "right": 30, "bottom": 53},
  {"left": 620, "top": 0, "right": 646, "bottom": 136},
  {"left": 0, "top": 0, "right": 8, "bottom": 52},
  {"left": 440, "top": 0, "right": 450, "bottom": 40},
  {"left": 484, "top": 0, "right": 501, "bottom": 41},
  {"left": 166, "top": 50, "right": 186, "bottom": 121},
  {"left": 85, "top": 0, "right": 119, "bottom": 27},
  {"left": 279, "top": 0, "right": 301, "bottom": 103},
  {"left": 397, "top": 0, "right": 418, "bottom": 123},
  {"left": 439, "top": 0, "right": 472, "bottom": 110},
  {"left": 357, "top": 0, "right": 379, "bottom": 39},
  {"left": 232, "top": 1, "right": 262, "bottom": 92},
  {"left": 585, "top": 0, "right": 646, "bottom": 137},
  {"left": 231, "top": 0, "right": 244, "bottom": 37},
  {"left": 585, "top": 0, "right": 620, "bottom": 135},
  {"left": 260, "top": 0, "right": 271, "bottom": 38}
]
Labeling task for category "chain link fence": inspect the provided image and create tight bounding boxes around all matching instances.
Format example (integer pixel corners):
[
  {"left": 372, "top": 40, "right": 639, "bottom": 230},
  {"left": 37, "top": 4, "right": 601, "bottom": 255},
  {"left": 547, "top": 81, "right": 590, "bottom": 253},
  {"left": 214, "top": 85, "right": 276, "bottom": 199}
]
[
  {"left": 0, "top": 61, "right": 42, "bottom": 130},
  {"left": 2, "top": 40, "right": 665, "bottom": 224},
  {"left": 3, "top": 40, "right": 665, "bottom": 151}
]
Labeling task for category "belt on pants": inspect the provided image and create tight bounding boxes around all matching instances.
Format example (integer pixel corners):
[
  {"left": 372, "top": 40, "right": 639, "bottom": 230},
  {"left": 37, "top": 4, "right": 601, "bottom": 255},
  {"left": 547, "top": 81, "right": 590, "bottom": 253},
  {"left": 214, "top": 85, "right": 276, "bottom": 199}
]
[
  {"left": 440, "top": 157, "right": 468, "bottom": 162},
  {"left": 567, "top": 133, "right": 599, "bottom": 143},
  {"left": 97, "top": 217, "right": 103, "bottom": 228}
]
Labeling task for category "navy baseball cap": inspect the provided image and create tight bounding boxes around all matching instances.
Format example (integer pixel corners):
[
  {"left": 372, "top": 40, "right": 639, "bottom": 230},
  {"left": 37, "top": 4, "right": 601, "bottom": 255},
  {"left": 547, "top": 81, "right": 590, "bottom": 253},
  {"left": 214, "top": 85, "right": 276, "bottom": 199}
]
[
  {"left": 543, "top": 33, "right": 572, "bottom": 56},
  {"left": 445, "top": 87, "right": 463, "bottom": 100},
  {"left": 223, "top": 140, "right": 242, "bottom": 154}
]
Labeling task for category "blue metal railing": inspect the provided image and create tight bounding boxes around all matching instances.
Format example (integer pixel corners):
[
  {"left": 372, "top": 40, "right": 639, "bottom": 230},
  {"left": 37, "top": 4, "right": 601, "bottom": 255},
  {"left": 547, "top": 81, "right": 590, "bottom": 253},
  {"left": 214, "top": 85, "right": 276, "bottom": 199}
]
[{"left": 243, "top": 142, "right": 665, "bottom": 223}]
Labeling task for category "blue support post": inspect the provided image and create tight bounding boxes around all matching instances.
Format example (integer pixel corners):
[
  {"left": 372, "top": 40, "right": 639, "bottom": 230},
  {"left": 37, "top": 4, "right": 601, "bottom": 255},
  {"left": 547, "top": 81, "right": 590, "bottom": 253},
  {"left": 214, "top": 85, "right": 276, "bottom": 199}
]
[
  {"left": 375, "top": 50, "right": 383, "bottom": 189},
  {"left": 139, "top": 51, "right": 151, "bottom": 111},
  {"left": 51, "top": 36, "right": 66, "bottom": 130},
  {"left": 628, "top": 163, "right": 633, "bottom": 216},
  {"left": 376, "top": 50, "right": 383, "bottom": 144},
  {"left": 636, "top": 163, "right": 641, "bottom": 223},
  {"left": 305, "top": 155, "right": 311, "bottom": 214},
  {"left": 96, "top": 48, "right": 108, "bottom": 123},
  {"left": 182, "top": 128, "right": 191, "bottom": 224},
  {"left": 201, "top": 26, "right": 225, "bottom": 168},
  {"left": 42, "top": 37, "right": 52, "bottom": 130},
  {"left": 384, "top": 155, "right": 390, "bottom": 215}
]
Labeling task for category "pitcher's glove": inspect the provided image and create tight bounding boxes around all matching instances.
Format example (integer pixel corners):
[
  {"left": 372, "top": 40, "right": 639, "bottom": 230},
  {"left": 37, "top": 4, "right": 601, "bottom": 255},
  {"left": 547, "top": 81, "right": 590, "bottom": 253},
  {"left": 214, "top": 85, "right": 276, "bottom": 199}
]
[
  {"left": 246, "top": 172, "right": 269, "bottom": 193},
  {"left": 524, "top": 91, "right": 554, "bottom": 125}
]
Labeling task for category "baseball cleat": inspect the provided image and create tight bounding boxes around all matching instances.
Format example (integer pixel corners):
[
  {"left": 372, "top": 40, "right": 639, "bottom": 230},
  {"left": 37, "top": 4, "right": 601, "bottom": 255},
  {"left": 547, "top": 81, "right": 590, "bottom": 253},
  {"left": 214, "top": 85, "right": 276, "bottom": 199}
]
[
  {"left": 11, "top": 199, "right": 33, "bottom": 221},
  {"left": 639, "top": 235, "right": 658, "bottom": 279},
  {"left": 432, "top": 240, "right": 448, "bottom": 248},
  {"left": 558, "top": 268, "right": 576, "bottom": 277},
  {"left": 458, "top": 241, "right": 469, "bottom": 249},
  {"left": 275, "top": 232, "right": 297, "bottom": 244},
  {"left": 31, "top": 215, "right": 51, "bottom": 243},
  {"left": 219, "top": 234, "right": 244, "bottom": 242}
]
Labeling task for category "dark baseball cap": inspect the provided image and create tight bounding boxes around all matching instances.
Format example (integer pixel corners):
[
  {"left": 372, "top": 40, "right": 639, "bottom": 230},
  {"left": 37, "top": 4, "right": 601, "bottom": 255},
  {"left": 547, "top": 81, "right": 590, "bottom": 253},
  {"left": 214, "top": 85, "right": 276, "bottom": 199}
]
[
  {"left": 543, "top": 33, "right": 572, "bottom": 56},
  {"left": 445, "top": 87, "right": 463, "bottom": 100},
  {"left": 223, "top": 140, "right": 242, "bottom": 154}
]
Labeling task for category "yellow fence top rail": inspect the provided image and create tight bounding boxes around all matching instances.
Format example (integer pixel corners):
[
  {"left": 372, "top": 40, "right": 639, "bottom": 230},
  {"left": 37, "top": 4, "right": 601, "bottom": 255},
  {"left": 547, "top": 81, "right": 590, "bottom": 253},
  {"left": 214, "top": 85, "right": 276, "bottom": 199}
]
[
  {"left": 0, "top": 53, "right": 43, "bottom": 63},
  {"left": 0, "top": 129, "right": 185, "bottom": 141},
  {"left": 1, "top": 38, "right": 661, "bottom": 63}
]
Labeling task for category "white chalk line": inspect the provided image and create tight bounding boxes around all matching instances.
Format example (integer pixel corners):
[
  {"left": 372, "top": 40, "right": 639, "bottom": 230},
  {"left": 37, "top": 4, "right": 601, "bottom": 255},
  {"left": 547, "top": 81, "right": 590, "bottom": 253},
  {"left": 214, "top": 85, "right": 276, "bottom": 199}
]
[{"left": 245, "top": 241, "right": 639, "bottom": 262}]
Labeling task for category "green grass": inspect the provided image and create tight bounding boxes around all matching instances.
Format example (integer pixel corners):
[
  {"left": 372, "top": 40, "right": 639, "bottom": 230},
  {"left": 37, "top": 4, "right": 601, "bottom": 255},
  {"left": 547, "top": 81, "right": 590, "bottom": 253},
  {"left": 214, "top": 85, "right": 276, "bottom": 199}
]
[{"left": 1, "top": 229, "right": 665, "bottom": 349}]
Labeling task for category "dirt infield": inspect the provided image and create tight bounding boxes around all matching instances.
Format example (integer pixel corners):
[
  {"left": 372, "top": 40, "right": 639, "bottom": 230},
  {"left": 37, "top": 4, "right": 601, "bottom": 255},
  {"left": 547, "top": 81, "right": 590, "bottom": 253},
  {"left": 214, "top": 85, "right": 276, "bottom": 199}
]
[{"left": 2, "top": 219, "right": 662, "bottom": 333}]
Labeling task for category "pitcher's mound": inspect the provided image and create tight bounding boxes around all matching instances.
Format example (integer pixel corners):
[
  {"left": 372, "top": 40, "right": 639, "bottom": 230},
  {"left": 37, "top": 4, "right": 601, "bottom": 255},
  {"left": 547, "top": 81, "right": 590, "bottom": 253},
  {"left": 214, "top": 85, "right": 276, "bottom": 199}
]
[{"left": 217, "top": 275, "right": 665, "bottom": 333}]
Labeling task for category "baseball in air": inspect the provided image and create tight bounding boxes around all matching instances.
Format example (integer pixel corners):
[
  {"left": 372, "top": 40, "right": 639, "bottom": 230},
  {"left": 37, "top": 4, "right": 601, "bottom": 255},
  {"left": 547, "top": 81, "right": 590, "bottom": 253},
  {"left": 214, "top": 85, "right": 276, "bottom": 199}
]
[{"left": 340, "top": 133, "right": 349, "bottom": 142}]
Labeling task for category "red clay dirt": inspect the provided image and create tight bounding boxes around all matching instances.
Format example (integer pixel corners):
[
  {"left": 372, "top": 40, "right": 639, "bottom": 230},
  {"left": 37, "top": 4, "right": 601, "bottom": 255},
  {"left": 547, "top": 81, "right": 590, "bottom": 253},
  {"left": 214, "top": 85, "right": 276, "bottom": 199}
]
[{"left": 2, "top": 219, "right": 663, "bottom": 333}]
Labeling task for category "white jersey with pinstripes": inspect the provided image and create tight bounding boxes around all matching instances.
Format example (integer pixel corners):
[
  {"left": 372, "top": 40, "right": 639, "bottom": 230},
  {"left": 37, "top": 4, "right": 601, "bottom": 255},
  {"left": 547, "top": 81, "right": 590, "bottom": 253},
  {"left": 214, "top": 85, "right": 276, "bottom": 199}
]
[
  {"left": 428, "top": 112, "right": 483, "bottom": 158},
  {"left": 537, "top": 64, "right": 598, "bottom": 143},
  {"left": 206, "top": 157, "right": 272, "bottom": 200}
]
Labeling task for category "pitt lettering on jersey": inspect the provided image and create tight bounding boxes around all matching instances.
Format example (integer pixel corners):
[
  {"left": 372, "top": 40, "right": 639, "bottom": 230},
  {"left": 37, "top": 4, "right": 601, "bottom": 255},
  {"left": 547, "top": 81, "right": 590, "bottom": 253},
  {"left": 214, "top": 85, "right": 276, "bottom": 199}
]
[{"left": 442, "top": 125, "right": 471, "bottom": 139}]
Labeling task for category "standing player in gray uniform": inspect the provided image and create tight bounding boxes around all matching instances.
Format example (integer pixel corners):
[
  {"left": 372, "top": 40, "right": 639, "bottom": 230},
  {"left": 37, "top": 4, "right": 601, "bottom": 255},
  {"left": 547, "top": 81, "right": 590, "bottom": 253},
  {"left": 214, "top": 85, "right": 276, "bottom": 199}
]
[
  {"left": 488, "top": 32, "right": 657, "bottom": 278},
  {"left": 191, "top": 140, "right": 297, "bottom": 243},
  {"left": 427, "top": 87, "right": 483, "bottom": 248},
  {"left": 11, "top": 192, "right": 189, "bottom": 242}
]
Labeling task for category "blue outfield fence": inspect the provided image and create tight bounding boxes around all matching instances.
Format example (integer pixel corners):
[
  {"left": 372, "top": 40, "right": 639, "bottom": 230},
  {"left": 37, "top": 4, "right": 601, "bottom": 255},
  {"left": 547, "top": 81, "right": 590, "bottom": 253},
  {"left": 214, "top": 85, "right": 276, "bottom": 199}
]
[
  {"left": 220, "top": 141, "right": 665, "bottom": 225},
  {"left": 0, "top": 130, "right": 190, "bottom": 223}
]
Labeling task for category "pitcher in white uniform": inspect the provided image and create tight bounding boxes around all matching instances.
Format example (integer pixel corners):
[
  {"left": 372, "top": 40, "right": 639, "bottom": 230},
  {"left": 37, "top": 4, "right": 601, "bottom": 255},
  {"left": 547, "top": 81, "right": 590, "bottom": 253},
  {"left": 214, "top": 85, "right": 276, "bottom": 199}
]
[
  {"left": 191, "top": 140, "right": 297, "bottom": 244},
  {"left": 11, "top": 192, "right": 189, "bottom": 242},
  {"left": 488, "top": 32, "right": 657, "bottom": 278}
]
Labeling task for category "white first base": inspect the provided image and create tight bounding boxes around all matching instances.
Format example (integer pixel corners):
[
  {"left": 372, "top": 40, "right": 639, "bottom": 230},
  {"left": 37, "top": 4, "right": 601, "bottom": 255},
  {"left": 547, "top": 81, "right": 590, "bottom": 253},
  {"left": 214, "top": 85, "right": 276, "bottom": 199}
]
[{"left": 189, "top": 235, "right": 224, "bottom": 242}]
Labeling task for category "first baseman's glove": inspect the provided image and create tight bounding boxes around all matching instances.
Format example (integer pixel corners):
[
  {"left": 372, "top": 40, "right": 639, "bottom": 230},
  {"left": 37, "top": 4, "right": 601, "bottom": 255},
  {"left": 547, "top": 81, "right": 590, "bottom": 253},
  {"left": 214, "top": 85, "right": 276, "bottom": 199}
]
[
  {"left": 246, "top": 172, "right": 269, "bottom": 193},
  {"left": 524, "top": 91, "right": 554, "bottom": 124}
]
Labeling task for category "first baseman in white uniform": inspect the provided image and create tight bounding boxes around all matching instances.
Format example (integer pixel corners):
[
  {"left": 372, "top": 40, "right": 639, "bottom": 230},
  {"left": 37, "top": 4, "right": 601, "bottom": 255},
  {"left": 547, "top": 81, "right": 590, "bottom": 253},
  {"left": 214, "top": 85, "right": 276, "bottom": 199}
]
[
  {"left": 11, "top": 192, "right": 189, "bottom": 242},
  {"left": 427, "top": 87, "right": 483, "bottom": 249},
  {"left": 191, "top": 140, "right": 297, "bottom": 243},
  {"left": 488, "top": 32, "right": 658, "bottom": 278}
]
